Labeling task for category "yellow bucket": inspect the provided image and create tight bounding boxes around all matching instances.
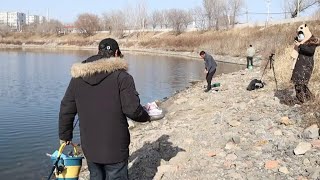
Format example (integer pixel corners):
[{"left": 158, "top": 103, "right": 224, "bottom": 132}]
[{"left": 51, "top": 143, "right": 83, "bottom": 180}]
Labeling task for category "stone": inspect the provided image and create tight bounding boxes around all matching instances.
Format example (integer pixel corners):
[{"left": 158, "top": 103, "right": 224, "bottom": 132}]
[
  {"left": 303, "top": 158, "right": 311, "bottom": 166},
  {"left": 302, "top": 124, "right": 319, "bottom": 139},
  {"left": 311, "top": 140, "right": 320, "bottom": 149},
  {"left": 169, "top": 152, "right": 189, "bottom": 164},
  {"left": 279, "top": 166, "right": 289, "bottom": 174},
  {"left": 228, "top": 120, "right": 241, "bottom": 127},
  {"left": 265, "top": 160, "right": 279, "bottom": 170},
  {"left": 232, "top": 136, "right": 241, "bottom": 144},
  {"left": 225, "top": 142, "right": 236, "bottom": 150},
  {"left": 294, "top": 142, "right": 312, "bottom": 155},
  {"left": 274, "top": 130, "right": 283, "bottom": 136},
  {"left": 225, "top": 153, "right": 238, "bottom": 161},
  {"left": 207, "top": 152, "right": 217, "bottom": 157},
  {"left": 279, "top": 117, "right": 294, "bottom": 126}
]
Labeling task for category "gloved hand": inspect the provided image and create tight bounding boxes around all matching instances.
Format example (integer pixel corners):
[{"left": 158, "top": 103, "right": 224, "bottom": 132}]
[{"left": 60, "top": 139, "right": 71, "bottom": 145}]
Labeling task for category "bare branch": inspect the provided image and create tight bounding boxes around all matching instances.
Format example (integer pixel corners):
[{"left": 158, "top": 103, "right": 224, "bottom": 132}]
[
  {"left": 74, "top": 13, "right": 100, "bottom": 37},
  {"left": 286, "top": 0, "right": 319, "bottom": 18}
]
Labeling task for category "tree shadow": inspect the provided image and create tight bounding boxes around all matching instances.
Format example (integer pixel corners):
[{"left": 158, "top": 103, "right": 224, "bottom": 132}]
[
  {"left": 128, "top": 135, "right": 185, "bottom": 180},
  {"left": 274, "top": 89, "right": 298, "bottom": 106}
]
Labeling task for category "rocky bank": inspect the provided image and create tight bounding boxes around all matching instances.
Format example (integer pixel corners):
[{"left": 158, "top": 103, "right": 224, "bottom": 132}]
[{"left": 78, "top": 67, "right": 320, "bottom": 180}]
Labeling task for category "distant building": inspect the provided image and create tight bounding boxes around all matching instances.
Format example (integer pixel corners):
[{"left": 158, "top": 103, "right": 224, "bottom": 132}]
[
  {"left": 62, "top": 24, "right": 80, "bottom": 34},
  {"left": 26, "top": 15, "right": 39, "bottom": 25},
  {"left": 39, "top": 16, "right": 46, "bottom": 24},
  {"left": 0, "top": 12, "right": 26, "bottom": 30}
]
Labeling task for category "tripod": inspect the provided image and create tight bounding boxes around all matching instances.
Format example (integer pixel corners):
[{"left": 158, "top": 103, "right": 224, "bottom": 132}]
[{"left": 260, "top": 53, "right": 278, "bottom": 90}]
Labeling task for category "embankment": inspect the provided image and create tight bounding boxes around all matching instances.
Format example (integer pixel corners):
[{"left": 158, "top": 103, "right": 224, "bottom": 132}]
[{"left": 78, "top": 66, "right": 320, "bottom": 180}]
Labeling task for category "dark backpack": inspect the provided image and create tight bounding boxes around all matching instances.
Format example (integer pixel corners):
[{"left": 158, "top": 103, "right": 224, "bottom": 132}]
[{"left": 247, "top": 79, "right": 264, "bottom": 91}]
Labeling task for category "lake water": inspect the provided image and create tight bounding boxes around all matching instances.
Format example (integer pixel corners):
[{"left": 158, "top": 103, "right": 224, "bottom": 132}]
[{"left": 0, "top": 49, "right": 243, "bottom": 179}]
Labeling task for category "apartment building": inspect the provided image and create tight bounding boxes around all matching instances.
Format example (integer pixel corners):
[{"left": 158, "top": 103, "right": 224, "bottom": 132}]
[
  {"left": 0, "top": 12, "right": 26, "bottom": 30},
  {"left": 26, "top": 15, "right": 39, "bottom": 25},
  {"left": 39, "top": 16, "right": 46, "bottom": 24}
]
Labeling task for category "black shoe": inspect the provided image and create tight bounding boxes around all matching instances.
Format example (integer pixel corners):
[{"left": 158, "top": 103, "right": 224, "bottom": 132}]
[{"left": 204, "top": 89, "right": 211, "bottom": 92}]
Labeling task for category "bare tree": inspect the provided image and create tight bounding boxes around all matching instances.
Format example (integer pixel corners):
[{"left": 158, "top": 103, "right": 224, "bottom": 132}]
[
  {"left": 203, "top": 0, "right": 224, "bottom": 30},
  {"left": 285, "top": 0, "right": 319, "bottom": 18},
  {"left": 192, "top": 6, "right": 207, "bottom": 31},
  {"left": 161, "top": 10, "right": 171, "bottom": 29},
  {"left": 74, "top": 13, "right": 100, "bottom": 36},
  {"left": 150, "top": 10, "right": 162, "bottom": 30},
  {"left": 136, "top": 0, "right": 148, "bottom": 29},
  {"left": 35, "top": 19, "right": 64, "bottom": 36},
  {"left": 182, "top": 10, "right": 194, "bottom": 29},
  {"left": 0, "top": 25, "right": 11, "bottom": 37},
  {"left": 313, "top": 8, "right": 320, "bottom": 19},
  {"left": 228, "top": 0, "right": 244, "bottom": 28},
  {"left": 102, "top": 10, "right": 126, "bottom": 38},
  {"left": 123, "top": 0, "right": 148, "bottom": 30},
  {"left": 167, "top": 9, "right": 189, "bottom": 34}
]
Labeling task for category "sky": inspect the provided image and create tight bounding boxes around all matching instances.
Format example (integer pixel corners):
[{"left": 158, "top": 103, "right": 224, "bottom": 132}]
[{"left": 0, "top": 0, "right": 318, "bottom": 24}]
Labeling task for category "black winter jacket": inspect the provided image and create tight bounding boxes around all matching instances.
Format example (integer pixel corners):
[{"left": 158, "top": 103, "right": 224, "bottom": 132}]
[
  {"left": 59, "top": 55, "right": 150, "bottom": 164},
  {"left": 291, "top": 37, "right": 318, "bottom": 85}
]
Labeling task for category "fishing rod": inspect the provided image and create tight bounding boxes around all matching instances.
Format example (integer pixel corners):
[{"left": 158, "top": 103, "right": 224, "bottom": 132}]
[{"left": 47, "top": 118, "right": 79, "bottom": 180}]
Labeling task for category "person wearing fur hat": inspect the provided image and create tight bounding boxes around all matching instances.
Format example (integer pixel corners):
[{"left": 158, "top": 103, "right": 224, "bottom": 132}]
[
  {"left": 291, "top": 24, "right": 320, "bottom": 104},
  {"left": 59, "top": 38, "right": 150, "bottom": 179}
]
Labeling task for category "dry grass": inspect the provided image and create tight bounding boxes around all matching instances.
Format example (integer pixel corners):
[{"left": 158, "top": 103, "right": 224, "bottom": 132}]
[
  {"left": 132, "top": 21, "right": 320, "bottom": 58},
  {"left": 1, "top": 20, "right": 319, "bottom": 57}
]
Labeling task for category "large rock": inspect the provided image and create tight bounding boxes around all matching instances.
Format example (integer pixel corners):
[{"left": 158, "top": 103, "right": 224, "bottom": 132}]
[
  {"left": 302, "top": 124, "right": 319, "bottom": 139},
  {"left": 279, "top": 166, "right": 289, "bottom": 174},
  {"left": 294, "top": 142, "right": 312, "bottom": 155}
]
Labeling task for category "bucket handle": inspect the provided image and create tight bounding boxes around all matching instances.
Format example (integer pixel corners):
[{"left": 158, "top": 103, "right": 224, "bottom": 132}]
[{"left": 58, "top": 142, "right": 78, "bottom": 157}]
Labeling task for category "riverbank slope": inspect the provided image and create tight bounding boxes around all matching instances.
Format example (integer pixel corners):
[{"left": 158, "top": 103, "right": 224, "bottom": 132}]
[{"left": 78, "top": 66, "right": 320, "bottom": 180}]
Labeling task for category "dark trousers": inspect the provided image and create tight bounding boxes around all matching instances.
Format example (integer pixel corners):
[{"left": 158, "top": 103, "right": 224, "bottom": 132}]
[
  {"left": 295, "top": 84, "right": 313, "bottom": 103},
  {"left": 247, "top": 56, "right": 253, "bottom": 68},
  {"left": 206, "top": 69, "right": 216, "bottom": 90},
  {"left": 87, "top": 160, "right": 128, "bottom": 180}
]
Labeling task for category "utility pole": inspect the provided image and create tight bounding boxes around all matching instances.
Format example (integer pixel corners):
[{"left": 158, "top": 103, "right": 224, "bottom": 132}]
[
  {"left": 47, "top": 8, "right": 50, "bottom": 21},
  {"left": 246, "top": 7, "right": 249, "bottom": 24},
  {"left": 266, "top": 0, "right": 271, "bottom": 27},
  {"left": 297, "top": 0, "right": 300, "bottom": 17}
]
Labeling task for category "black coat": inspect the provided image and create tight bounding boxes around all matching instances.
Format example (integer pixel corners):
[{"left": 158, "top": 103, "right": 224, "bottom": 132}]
[
  {"left": 291, "top": 41, "right": 317, "bottom": 85},
  {"left": 59, "top": 55, "right": 150, "bottom": 164}
]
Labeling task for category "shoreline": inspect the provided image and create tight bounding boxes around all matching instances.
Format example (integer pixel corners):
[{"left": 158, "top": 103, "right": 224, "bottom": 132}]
[
  {"left": 0, "top": 43, "right": 249, "bottom": 66},
  {"left": 78, "top": 67, "right": 320, "bottom": 179}
]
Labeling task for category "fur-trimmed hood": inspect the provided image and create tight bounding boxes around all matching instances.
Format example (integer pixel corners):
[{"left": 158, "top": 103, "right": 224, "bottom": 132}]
[{"left": 71, "top": 57, "right": 128, "bottom": 85}]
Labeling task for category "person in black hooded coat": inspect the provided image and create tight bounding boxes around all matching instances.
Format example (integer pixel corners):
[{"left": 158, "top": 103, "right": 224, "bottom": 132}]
[
  {"left": 291, "top": 34, "right": 319, "bottom": 103},
  {"left": 59, "top": 38, "right": 150, "bottom": 180}
]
